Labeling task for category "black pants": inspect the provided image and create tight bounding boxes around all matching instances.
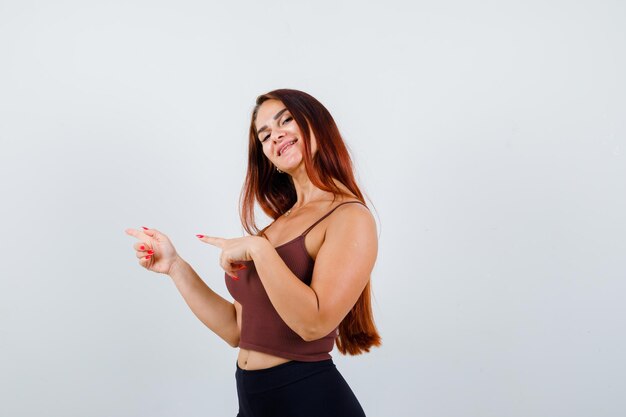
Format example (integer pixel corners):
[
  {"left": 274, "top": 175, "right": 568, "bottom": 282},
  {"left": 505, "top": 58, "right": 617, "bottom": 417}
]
[{"left": 235, "top": 359, "right": 366, "bottom": 417}]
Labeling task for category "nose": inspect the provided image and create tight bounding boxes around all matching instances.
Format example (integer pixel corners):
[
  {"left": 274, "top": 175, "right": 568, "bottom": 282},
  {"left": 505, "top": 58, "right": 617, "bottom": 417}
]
[{"left": 271, "top": 129, "right": 287, "bottom": 143}]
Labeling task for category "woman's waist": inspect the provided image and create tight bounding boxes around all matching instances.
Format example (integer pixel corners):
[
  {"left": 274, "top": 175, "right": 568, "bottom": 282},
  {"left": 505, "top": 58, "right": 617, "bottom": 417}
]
[
  {"left": 237, "top": 347, "right": 292, "bottom": 370},
  {"left": 237, "top": 345, "right": 333, "bottom": 370}
]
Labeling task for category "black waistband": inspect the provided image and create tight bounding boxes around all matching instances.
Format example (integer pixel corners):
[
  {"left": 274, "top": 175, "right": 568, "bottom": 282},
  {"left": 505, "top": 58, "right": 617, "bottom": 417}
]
[{"left": 235, "top": 359, "right": 336, "bottom": 395}]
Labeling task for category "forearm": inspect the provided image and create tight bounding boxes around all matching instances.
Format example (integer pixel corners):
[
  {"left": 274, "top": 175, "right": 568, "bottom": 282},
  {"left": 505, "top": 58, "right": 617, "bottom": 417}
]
[
  {"left": 168, "top": 257, "right": 240, "bottom": 347},
  {"left": 250, "top": 242, "right": 320, "bottom": 341}
]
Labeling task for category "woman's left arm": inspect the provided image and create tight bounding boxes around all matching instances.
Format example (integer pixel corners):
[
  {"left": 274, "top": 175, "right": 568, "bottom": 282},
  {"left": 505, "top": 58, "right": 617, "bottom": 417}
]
[{"left": 250, "top": 204, "right": 378, "bottom": 341}]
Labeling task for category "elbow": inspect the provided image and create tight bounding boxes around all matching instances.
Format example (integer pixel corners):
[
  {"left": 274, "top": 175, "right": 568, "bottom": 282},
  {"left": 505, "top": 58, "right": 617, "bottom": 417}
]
[
  {"left": 300, "top": 331, "right": 316, "bottom": 342},
  {"left": 297, "top": 312, "right": 337, "bottom": 342},
  {"left": 228, "top": 335, "right": 240, "bottom": 348},
  {"left": 298, "top": 323, "right": 330, "bottom": 342},
  {"left": 224, "top": 327, "right": 240, "bottom": 348}
]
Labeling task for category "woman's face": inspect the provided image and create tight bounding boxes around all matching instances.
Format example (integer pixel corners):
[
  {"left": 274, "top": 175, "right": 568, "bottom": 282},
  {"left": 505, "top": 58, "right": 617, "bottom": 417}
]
[{"left": 254, "top": 99, "right": 317, "bottom": 173}]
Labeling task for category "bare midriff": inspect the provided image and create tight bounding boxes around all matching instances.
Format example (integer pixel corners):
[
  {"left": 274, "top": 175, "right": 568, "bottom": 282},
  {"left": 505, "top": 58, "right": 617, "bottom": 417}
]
[{"left": 237, "top": 347, "right": 292, "bottom": 370}]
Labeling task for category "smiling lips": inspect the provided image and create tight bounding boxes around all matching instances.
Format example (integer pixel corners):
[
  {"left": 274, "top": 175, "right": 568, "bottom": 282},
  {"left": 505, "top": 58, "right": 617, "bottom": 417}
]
[{"left": 278, "top": 139, "right": 297, "bottom": 156}]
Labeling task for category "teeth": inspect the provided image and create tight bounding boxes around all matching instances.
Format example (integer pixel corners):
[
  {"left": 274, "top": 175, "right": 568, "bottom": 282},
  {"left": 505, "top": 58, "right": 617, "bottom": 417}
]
[{"left": 279, "top": 140, "right": 296, "bottom": 156}]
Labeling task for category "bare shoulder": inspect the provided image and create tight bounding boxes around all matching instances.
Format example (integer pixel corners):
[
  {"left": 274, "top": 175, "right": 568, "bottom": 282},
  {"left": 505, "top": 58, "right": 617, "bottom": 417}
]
[
  {"left": 333, "top": 200, "right": 375, "bottom": 221},
  {"left": 312, "top": 199, "right": 378, "bottom": 309},
  {"left": 326, "top": 200, "right": 377, "bottom": 241}
]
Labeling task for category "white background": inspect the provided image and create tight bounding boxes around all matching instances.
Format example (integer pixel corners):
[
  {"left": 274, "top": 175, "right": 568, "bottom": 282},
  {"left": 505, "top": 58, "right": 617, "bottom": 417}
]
[{"left": 1, "top": 1, "right": 624, "bottom": 416}]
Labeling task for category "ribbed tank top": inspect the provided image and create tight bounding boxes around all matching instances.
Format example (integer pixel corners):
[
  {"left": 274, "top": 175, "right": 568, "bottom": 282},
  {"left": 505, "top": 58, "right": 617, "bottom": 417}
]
[{"left": 225, "top": 200, "right": 367, "bottom": 362}]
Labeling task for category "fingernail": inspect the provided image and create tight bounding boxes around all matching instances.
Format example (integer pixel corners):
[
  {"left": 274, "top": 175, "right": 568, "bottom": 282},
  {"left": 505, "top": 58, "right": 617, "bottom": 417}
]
[
  {"left": 196, "top": 234, "right": 204, "bottom": 238},
  {"left": 147, "top": 250, "right": 154, "bottom": 254},
  {"left": 231, "top": 275, "right": 239, "bottom": 280},
  {"left": 145, "top": 255, "right": 152, "bottom": 259},
  {"left": 142, "top": 226, "right": 149, "bottom": 230},
  {"left": 238, "top": 265, "right": 247, "bottom": 270},
  {"left": 140, "top": 245, "right": 145, "bottom": 250}
]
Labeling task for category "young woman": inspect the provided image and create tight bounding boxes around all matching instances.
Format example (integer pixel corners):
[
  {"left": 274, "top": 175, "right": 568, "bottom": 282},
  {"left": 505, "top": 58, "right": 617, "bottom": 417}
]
[{"left": 125, "top": 88, "right": 381, "bottom": 416}]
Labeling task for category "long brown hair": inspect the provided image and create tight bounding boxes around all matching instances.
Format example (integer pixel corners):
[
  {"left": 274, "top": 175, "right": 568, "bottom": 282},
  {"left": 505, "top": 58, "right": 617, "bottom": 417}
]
[{"left": 239, "top": 88, "right": 381, "bottom": 355}]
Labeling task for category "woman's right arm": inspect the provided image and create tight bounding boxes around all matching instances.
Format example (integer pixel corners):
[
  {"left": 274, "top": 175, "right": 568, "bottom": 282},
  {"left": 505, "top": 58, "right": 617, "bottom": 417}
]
[
  {"left": 125, "top": 226, "right": 239, "bottom": 348},
  {"left": 168, "top": 257, "right": 240, "bottom": 348}
]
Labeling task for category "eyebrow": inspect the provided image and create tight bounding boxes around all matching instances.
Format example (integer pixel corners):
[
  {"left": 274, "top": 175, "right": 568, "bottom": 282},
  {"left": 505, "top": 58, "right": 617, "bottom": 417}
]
[{"left": 256, "top": 108, "right": 289, "bottom": 138}]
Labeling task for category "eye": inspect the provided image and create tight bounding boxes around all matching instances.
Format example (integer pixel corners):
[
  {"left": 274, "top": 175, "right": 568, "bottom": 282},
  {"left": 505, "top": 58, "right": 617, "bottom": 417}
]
[{"left": 260, "top": 116, "right": 292, "bottom": 142}]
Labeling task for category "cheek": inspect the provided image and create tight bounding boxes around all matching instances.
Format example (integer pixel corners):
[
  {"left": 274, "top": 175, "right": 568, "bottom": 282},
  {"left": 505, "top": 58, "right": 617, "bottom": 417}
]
[
  {"left": 291, "top": 124, "right": 303, "bottom": 136},
  {"left": 261, "top": 143, "right": 273, "bottom": 159}
]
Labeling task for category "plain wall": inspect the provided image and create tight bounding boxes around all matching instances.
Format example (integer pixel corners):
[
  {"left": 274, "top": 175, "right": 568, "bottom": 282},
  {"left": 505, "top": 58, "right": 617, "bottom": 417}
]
[{"left": 1, "top": 0, "right": 624, "bottom": 416}]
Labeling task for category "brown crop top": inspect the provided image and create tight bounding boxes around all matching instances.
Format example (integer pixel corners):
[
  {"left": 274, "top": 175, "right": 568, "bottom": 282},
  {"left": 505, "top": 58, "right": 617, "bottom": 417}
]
[{"left": 225, "top": 200, "right": 367, "bottom": 362}]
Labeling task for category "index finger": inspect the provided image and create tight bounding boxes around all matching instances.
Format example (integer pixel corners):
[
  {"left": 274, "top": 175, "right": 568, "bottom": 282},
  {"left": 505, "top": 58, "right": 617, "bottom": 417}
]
[
  {"left": 197, "top": 235, "right": 226, "bottom": 248},
  {"left": 125, "top": 228, "right": 148, "bottom": 240}
]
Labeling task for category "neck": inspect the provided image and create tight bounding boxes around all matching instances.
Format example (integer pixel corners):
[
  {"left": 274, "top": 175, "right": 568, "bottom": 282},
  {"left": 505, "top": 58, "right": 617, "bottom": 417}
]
[
  {"left": 284, "top": 162, "right": 353, "bottom": 210},
  {"left": 290, "top": 173, "right": 332, "bottom": 208}
]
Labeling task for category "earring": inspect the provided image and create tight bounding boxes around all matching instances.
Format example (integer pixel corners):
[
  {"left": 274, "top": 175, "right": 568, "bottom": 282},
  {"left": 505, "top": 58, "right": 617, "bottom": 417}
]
[{"left": 276, "top": 166, "right": 283, "bottom": 174}]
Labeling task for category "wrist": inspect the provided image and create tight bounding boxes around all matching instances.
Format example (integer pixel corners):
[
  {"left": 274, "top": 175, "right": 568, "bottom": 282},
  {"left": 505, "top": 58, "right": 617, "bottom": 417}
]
[
  {"left": 167, "top": 255, "right": 187, "bottom": 278},
  {"left": 250, "top": 236, "right": 271, "bottom": 261}
]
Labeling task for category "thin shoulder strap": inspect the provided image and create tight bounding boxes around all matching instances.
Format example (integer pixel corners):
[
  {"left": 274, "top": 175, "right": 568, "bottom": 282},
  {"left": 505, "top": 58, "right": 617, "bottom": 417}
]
[{"left": 301, "top": 200, "right": 368, "bottom": 236}]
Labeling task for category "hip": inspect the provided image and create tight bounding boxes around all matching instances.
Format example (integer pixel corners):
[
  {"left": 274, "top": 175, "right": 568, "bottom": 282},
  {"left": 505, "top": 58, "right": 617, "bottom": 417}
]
[{"left": 235, "top": 359, "right": 366, "bottom": 417}]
